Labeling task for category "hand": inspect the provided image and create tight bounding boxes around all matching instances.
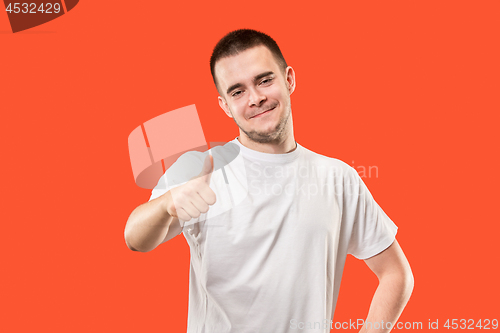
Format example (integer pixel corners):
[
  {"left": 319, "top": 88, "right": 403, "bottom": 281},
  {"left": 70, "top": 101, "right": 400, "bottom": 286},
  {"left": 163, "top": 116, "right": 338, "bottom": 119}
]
[{"left": 163, "top": 154, "right": 217, "bottom": 222}]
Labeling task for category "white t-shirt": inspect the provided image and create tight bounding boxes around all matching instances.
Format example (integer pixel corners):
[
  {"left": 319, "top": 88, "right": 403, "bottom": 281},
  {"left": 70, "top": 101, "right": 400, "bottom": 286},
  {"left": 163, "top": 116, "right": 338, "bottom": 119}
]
[{"left": 149, "top": 137, "right": 398, "bottom": 333}]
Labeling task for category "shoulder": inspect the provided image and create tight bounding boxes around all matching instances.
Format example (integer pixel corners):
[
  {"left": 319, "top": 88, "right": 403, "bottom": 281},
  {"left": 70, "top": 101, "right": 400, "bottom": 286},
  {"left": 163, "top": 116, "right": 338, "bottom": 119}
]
[
  {"left": 298, "top": 144, "right": 358, "bottom": 179},
  {"left": 163, "top": 150, "right": 206, "bottom": 187},
  {"left": 165, "top": 142, "right": 239, "bottom": 182},
  {"left": 175, "top": 149, "right": 206, "bottom": 166},
  {"left": 210, "top": 141, "right": 241, "bottom": 170}
]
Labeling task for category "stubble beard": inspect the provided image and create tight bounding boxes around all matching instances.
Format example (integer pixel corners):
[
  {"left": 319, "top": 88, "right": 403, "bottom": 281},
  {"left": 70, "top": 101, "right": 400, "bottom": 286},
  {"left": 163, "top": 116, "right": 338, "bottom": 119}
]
[{"left": 233, "top": 104, "right": 291, "bottom": 144}]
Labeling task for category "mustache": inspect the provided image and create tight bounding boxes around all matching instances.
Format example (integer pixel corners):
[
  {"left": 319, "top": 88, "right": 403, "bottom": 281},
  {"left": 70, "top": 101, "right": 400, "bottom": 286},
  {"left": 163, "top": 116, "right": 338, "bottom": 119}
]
[{"left": 250, "top": 103, "right": 278, "bottom": 118}]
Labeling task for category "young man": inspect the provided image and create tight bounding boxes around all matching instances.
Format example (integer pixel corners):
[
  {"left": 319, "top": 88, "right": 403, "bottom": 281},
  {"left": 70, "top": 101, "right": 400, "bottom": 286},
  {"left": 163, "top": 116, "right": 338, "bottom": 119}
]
[{"left": 125, "top": 29, "right": 414, "bottom": 333}]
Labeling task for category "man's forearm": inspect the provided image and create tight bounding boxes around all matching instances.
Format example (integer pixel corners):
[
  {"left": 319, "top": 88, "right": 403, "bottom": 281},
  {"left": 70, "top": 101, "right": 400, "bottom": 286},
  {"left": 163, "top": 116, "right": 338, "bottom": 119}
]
[
  {"left": 359, "top": 271, "right": 414, "bottom": 333},
  {"left": 124, "top": 195, "right": 174, "bottom": 252}
]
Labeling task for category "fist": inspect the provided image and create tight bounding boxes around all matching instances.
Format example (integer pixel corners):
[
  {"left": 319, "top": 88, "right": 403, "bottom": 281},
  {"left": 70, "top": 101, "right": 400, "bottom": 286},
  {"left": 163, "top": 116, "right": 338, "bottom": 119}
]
[{"left": 164, "top": 154, "right": 217, "bottom": 223}]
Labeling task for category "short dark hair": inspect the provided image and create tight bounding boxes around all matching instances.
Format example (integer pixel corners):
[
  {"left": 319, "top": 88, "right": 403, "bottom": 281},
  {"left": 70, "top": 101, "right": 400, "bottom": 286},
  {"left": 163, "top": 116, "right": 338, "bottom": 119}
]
[{"left": 210, "top": 29, "right": 288, "bottom": 93}]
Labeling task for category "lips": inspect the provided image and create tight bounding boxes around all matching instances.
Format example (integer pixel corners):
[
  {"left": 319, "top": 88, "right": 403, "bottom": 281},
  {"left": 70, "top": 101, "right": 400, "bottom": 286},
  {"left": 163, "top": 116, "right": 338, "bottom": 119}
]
[{"left": 251, "top": 106, "right": 276, "bottom": 118}]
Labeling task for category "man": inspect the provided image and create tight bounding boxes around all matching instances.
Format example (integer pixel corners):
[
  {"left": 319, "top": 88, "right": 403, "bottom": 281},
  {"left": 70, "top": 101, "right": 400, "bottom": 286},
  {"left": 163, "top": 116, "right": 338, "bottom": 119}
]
[{"left": 125, "top": 29, "right": 414, "bottom": 333}]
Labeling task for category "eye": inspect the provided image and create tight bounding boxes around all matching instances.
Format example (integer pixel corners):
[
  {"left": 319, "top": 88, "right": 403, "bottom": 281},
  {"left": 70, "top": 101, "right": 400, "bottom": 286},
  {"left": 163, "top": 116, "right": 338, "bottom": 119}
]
[
  {"left": 231, "top": 91, "right": 242, "bottom": 97},
  {"left": 260, "top": 78, "right": 273, "bottom": 85}
]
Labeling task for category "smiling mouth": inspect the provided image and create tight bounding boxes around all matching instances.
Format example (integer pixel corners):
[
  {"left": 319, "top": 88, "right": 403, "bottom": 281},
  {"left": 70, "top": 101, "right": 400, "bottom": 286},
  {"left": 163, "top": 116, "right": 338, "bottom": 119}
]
[{"left": 251, "top": 106, "right": 276, "bottom": 118}]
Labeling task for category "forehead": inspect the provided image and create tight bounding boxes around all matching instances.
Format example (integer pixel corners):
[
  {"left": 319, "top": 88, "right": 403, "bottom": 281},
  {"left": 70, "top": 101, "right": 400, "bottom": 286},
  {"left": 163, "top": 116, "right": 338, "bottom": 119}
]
[{"left": 215, "top": 45, "right": 281, "bottom": 90}]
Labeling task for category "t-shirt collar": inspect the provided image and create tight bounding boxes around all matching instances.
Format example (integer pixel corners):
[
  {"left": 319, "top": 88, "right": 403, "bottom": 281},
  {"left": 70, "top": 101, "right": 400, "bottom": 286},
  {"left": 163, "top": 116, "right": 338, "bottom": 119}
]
[{"left": 232, "top": 137, "right": 302, "bottom": 164}]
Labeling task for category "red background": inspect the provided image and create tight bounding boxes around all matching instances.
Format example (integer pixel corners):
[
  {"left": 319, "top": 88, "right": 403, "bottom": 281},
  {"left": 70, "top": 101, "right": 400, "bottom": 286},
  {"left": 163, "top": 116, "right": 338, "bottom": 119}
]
[{"left": 1, "top": 1, "right": 499, "bottom": 332}]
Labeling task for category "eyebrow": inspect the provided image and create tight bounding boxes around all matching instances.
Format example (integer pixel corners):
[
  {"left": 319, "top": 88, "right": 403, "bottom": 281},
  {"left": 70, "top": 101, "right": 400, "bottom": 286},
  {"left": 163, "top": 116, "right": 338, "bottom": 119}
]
[{"left": 226, "top": 71, "right": 275, "bottom": 95}]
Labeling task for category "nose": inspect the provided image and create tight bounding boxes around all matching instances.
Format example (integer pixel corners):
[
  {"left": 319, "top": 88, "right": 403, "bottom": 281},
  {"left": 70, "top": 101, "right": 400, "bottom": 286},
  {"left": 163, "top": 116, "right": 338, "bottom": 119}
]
[{"left": 247, "top": 87, "right": 266, "bottom": 107}]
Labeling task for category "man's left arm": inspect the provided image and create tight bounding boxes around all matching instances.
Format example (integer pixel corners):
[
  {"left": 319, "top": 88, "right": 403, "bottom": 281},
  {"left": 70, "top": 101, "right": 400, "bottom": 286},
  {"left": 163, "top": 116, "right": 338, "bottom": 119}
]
[{"left": 359, "top": 239, "right": 414, "bottom": 333}]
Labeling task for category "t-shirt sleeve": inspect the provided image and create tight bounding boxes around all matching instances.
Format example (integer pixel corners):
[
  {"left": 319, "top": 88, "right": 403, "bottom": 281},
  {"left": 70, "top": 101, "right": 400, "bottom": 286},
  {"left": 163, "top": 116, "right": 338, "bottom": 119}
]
[
  {"left": 148, "top": 151, "right": 204, "bottom": 202},
  {"left": 344, "top": 166, "right": 398, "bottom": 260}
]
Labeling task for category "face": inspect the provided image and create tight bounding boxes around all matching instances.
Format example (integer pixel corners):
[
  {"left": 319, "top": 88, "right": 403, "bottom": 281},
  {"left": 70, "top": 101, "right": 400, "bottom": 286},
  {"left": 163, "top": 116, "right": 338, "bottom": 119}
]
[{"left": 215, "top": 45, "right": 296, "bottom": 144}]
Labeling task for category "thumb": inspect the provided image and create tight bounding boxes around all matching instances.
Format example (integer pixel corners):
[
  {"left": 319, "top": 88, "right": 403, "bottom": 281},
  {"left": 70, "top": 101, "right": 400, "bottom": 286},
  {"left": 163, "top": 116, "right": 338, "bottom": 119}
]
[{"left": 198, "top": 153, "right": 214, "bottom": 183}]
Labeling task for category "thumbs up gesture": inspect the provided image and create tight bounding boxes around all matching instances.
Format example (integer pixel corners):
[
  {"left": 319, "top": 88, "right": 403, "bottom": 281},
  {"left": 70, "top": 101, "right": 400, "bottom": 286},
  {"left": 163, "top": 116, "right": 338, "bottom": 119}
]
[{"left": 164, "top": 154, "right": 217, "bottom": 223}]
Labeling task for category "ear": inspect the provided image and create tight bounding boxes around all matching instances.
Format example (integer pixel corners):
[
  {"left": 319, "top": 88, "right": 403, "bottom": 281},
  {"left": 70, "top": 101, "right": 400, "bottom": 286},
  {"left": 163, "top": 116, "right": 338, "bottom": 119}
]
[
  {"left": 285, "top": 66, "right": 296, "bottom": 95},
  {"left": 218, "top": 96, "right": 233, "bottom": 118}
]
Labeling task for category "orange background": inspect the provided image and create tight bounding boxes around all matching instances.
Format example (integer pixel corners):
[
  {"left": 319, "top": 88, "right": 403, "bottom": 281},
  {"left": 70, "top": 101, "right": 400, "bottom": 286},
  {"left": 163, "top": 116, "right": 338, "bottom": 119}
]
[{"left": 1, "top": 1, "right": 499, "bottom": 332}]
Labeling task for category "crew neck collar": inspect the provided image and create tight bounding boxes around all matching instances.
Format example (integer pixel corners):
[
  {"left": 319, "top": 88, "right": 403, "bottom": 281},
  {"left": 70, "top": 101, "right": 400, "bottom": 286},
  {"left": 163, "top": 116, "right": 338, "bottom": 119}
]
[{"left": 232, "top": 137, "right": 302, "bottom": 163}]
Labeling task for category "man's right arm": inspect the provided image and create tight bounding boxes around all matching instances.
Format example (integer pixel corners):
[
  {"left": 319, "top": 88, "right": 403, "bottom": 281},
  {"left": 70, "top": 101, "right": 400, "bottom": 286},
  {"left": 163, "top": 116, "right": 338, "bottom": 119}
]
[
  {"left": 124, "top": 191, "right": 182, "bottom": 252},
  {"left": 124, "top": 154, "right": 216, "bottom": 252}
]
